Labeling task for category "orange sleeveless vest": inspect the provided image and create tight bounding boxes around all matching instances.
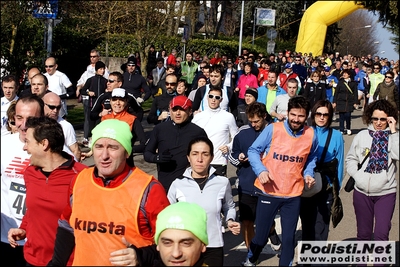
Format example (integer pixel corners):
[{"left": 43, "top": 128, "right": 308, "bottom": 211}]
[
  {"left": 70, "top": 167, "right": 154, "bottom": 266},
  {"left": 254, "top": 122, "right": 314, "bottom": 197},
  {"left": 102, "top": 110, "right": 136, "bottom": 130}
]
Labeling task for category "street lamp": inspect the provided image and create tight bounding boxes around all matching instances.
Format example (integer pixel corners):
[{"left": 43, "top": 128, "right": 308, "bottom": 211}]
[{"left": 346, "top": 25, "right": 372, "bottom": 55}]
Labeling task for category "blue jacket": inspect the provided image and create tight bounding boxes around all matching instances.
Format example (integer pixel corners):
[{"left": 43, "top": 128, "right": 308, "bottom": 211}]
[
  {"left": 354, "top": 69, "right": 367, "bottom": 91},
  {"left": 314, "top": 126, "right": 345, "bottom": 187},
  {"left": 248, "top": 119, "right": 319, "bottom": 180},
  {"left": 257, "top": 85, "right": 286, "bottom": 106},
  {"left": 229, "top": 125, "right": 263, "bottom": 195}
]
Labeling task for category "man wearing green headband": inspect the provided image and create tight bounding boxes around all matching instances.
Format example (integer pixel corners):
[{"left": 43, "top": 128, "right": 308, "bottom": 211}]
[
  {"left": 48, "top": 119, "right": 170, "bottom": 266},
  {"left": 110, "top": 202, "right": 209, "bottom": 266}
]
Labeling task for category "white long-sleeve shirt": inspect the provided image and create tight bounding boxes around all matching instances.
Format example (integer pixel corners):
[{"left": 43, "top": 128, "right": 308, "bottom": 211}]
[{"left": 192, "top": 107, "right": 238, "bottom": 165}]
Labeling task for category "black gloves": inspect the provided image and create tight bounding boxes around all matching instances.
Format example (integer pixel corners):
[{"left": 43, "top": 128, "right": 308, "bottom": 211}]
[{"left": 154, "top": 149, "right": 173, "bottom": 163}]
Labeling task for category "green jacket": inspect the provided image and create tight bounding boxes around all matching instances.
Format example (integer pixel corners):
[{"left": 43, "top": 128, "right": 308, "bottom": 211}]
[{"left": 180, "top": 61, "right": 198, "bottom": 84}]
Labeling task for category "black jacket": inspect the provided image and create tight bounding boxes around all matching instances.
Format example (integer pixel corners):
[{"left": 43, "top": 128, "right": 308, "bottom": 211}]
[
  {"left": 301, "top": 81, "right": 327, "bottom": 109},
  {"left": 122, "top": 72, "right": 151, "bottom": 101},
  {"left": 333, "top": 79, "right": 358, "bottom": 112},
  {"left": 90, "top": 91, "right": 141, "bottom": 121},
  {"left": 144, "top": 119, "right": 207, "bottom": 191},
  {"left": 80, "top": 74, "right": 107, "bottom": 107},
  {"left": 146, "top": 92, "right": 176, "bottom": 125}
]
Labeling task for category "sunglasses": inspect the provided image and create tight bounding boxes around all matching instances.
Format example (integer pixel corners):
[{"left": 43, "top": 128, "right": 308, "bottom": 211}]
[
  {"left": 165, "top": 82, "right": 177, "bottom": 86},
  {"left": 176, "top": 61, "right": 181, "bottom": 63},
  {"left": 107, "top": 79, "right": 116, "bottom": 83},
  {"left": 8, "top": 120, "right": 15, "bottom": 126},
  {"left": 373, "top": 67, "right": 380, "bottom": 69},
  {"left": 45, "top": 65, "right": 54, "bottom": 68},
  {"left": 45, "top": 103, "right": 62, "bottom": 110},
  {"left": 315, "top": 112, "right": 329, "bottom": 118},
  {"left": 371, "top": 117, "right": 387, "bottom": 122},
  {"left": 385, "top": 76, "right": 393, "bottom": 79},
  {"left": 208, "top": 94, "right": 222, "bottom": 100},
  {"left": 90, "top": 56, "right": 98, "bottom": 58}
]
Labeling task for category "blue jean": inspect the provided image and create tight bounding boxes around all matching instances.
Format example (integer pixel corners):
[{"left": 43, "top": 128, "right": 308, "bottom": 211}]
[
  {"left": 247, "top": 194, "right": 301, "bottom": 266},
  {"left": 353, "top": 189, "right": 396, "bottom": 240}
]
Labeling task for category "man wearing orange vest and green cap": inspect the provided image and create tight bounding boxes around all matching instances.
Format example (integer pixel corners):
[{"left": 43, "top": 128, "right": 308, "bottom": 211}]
[
  {"left": 111, "top": 202, "right": 209, "bottom": 266},
  {"left": 48, "top": 119, "right": 169, "bottom": 266}
]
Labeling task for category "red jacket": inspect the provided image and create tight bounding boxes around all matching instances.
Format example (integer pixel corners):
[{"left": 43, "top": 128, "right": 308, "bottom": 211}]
[
  {"left": 19, "top": 154, "right": 87, "bottom": 266},
  {"left": 278, "top": 72, "right": 299, "bottom": 92},
  {"left": 166, "top": 53, "right": 177, "bottom": 66}
]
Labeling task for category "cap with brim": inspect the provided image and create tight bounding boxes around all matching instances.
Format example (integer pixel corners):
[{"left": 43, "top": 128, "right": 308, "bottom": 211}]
[
  {"left": 111, "top": 88, "right": 127, "bottom": 98},
  {"left": 285, "top": 63, "right": 292, "bottom": 69},
  {"left": 127, "top": 56, "right": 136, "bottom": 65},
  {"left": 324, "top": 66, "right": 331, "bottom": 72},
  {"left": 170, "top": 95, "right": 192, "bottom": 110}
]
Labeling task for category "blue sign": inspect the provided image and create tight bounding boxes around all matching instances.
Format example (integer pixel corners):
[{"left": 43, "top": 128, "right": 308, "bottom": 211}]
[{"left": 32, "top": 0, "right": 58, "bottom": 19}]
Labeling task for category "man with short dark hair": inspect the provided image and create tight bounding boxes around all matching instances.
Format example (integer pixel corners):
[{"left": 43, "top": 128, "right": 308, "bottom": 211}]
[
  {"left": 1, "top": 95, "right": 44, "bottom": 266},
  {"left": 242, "top": 96, "right": 318, "bottom": 266},
  {"left": 144, "top": 95, "right": 208, "bottom": 191},
  {"left": 1, "top": 75, "right": 19, "bottom": 135},
  {"left": 192, "top": 64, "right": 238, "bottom": 115},
  {"left": 7, "top": 116, "right": 86, "bottom": 266},
  {"left": 229, "top": 102, "right": 281, "bottom": 251},
  {"left": 192, "top": 87, "right": 238, "bottom": 176}
]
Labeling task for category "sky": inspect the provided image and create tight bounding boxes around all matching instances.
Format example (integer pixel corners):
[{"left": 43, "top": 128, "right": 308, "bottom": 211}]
[
  {"left": 376, "top": 25, "right": 398, "bottom": 61},
  {"left": 371, "top": 13, "right": 399, "bottom": 61}
]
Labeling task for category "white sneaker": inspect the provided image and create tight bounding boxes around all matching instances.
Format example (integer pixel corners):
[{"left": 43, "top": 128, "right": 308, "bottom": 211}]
[
  {"left": 241, "top": 258, "right": 257, "bottom": 266},
  {"left": 346, "top": 129, "right": 352, "bottom": 135}
]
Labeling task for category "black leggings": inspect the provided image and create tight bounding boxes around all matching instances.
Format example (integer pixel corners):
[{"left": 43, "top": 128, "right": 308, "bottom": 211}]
[{"left": 203, "top": 247, "right": 224, "bottom": 266}]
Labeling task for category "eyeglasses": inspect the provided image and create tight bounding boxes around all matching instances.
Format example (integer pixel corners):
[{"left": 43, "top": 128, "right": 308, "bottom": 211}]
[
  {"left": 45, "top": 65, "right": 54, "bottom": 68},
  {"left": 385, "top": 76, "right": 393, "bottom": 79},
  {"left": 315, "top": 112, "right": 329, "bottom": 118},
  {"left": 107, "top": 79, "right": 116, "bottom": 83},
  {"left": 8, "top": 120, "right": 15, "bottom": 126},
  {"left": 90, "top": 56, "right": 98, "bottom": 58},
  {"left": 371, "top": 117, "right": 387, "bottom": 122},
  {"left": 45, "top": 103, "right": 62, "bottom": 110},
  {"left": 165, "top": 82, "right": 177, "bottom": 86},
  {"left": 208, "top": 94, "right": 222, "bottom": 100},
  {"left": 176, "top": 61, "right": 181, "bottom": 63},
  {"left": 127, "top": 64, "right": 135, "bottom": 67}
]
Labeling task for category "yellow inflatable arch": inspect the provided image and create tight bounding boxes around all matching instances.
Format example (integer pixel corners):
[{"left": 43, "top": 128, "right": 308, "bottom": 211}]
[{"left": 295, "top": 1, "right": 364, "bottom": 56}]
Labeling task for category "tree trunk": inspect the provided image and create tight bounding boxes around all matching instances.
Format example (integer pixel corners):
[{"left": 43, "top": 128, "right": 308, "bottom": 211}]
[
  {"left": 173, "top": 1, "right": 184, "bottom": 35},
  {"left": 166, "top": 1, "right": 175, "bottom": 37},
  {"left": 10, "top": 24, "right": 18, "bottom": 55},
  {"left": 214, "top": 2, "right": 226, "bottom": 39}
]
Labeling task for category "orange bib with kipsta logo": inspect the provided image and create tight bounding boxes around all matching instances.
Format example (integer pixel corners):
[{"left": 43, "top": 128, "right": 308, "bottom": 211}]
[
  {"left": 70, "top": 167, "right": 154, "bottom": 266},
  {"left": 254, "top": 122, "right": 314, "bottom": 197}
]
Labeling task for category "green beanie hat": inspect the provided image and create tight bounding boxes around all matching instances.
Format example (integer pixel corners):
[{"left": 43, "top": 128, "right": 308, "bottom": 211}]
[
  {"left": 91, "top": 119, "right": 132, "bottom": 155},
  {"left": 155, "top": 202, "right": 208, "bottom": 245}
]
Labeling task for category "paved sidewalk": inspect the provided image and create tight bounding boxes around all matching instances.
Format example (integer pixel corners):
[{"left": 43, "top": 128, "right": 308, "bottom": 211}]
[{"left": 72, "top": 108, "right": 399, "bottom": 266}]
